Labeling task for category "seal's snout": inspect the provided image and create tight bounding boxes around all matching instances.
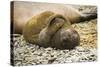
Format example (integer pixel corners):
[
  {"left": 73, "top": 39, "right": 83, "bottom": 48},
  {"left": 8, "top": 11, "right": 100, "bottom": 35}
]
[{"left": 61, "top": 28, "right": 80, "bottom": 49}]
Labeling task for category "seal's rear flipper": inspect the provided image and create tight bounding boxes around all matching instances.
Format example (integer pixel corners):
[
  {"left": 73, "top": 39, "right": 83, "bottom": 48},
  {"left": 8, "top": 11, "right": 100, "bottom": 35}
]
[{"left": 79, "top": 7, "right": 97, "bottom": 22}]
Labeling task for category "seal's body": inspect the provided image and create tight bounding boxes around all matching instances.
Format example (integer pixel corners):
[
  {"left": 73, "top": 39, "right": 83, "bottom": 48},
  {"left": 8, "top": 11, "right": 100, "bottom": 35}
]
[
  {"left": 11, "top": 1, "right": 97, "bottom": 49},
  {"left": 23, "top": 11, "right": 80, "bottom": 49}
]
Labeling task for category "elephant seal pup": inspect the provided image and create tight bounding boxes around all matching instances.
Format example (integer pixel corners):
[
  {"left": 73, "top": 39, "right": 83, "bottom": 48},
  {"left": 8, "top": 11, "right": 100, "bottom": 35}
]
[{"left": 23, "top": 11, "right": 80, "bottom": 49}]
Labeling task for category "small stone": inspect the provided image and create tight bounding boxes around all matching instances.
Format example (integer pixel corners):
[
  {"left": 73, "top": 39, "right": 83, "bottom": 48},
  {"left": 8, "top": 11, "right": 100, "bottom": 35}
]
[
  {"left": 48, "top": 58, "right": 56, "bottom": 64},
  {"left": 75, "top": 46, "right": 85, "bottom": 51},
  {"left": 45, "top": 47, "right": 53, "bottom": 51}
]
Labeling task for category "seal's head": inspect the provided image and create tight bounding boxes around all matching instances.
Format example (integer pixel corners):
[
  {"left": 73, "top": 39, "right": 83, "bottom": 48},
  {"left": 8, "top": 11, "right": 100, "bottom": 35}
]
[{"left": 61, "top": 28, "right": 80, "bottom": 49}]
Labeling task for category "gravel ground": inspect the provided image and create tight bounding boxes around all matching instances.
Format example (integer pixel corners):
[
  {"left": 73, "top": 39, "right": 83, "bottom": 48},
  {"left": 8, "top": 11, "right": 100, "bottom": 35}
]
[
  {"left": 11, "top": 35, "right": 97, "bottom": 66},
  {"left": 11, "top": 5, "right": 97, "bottom": 66}
]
